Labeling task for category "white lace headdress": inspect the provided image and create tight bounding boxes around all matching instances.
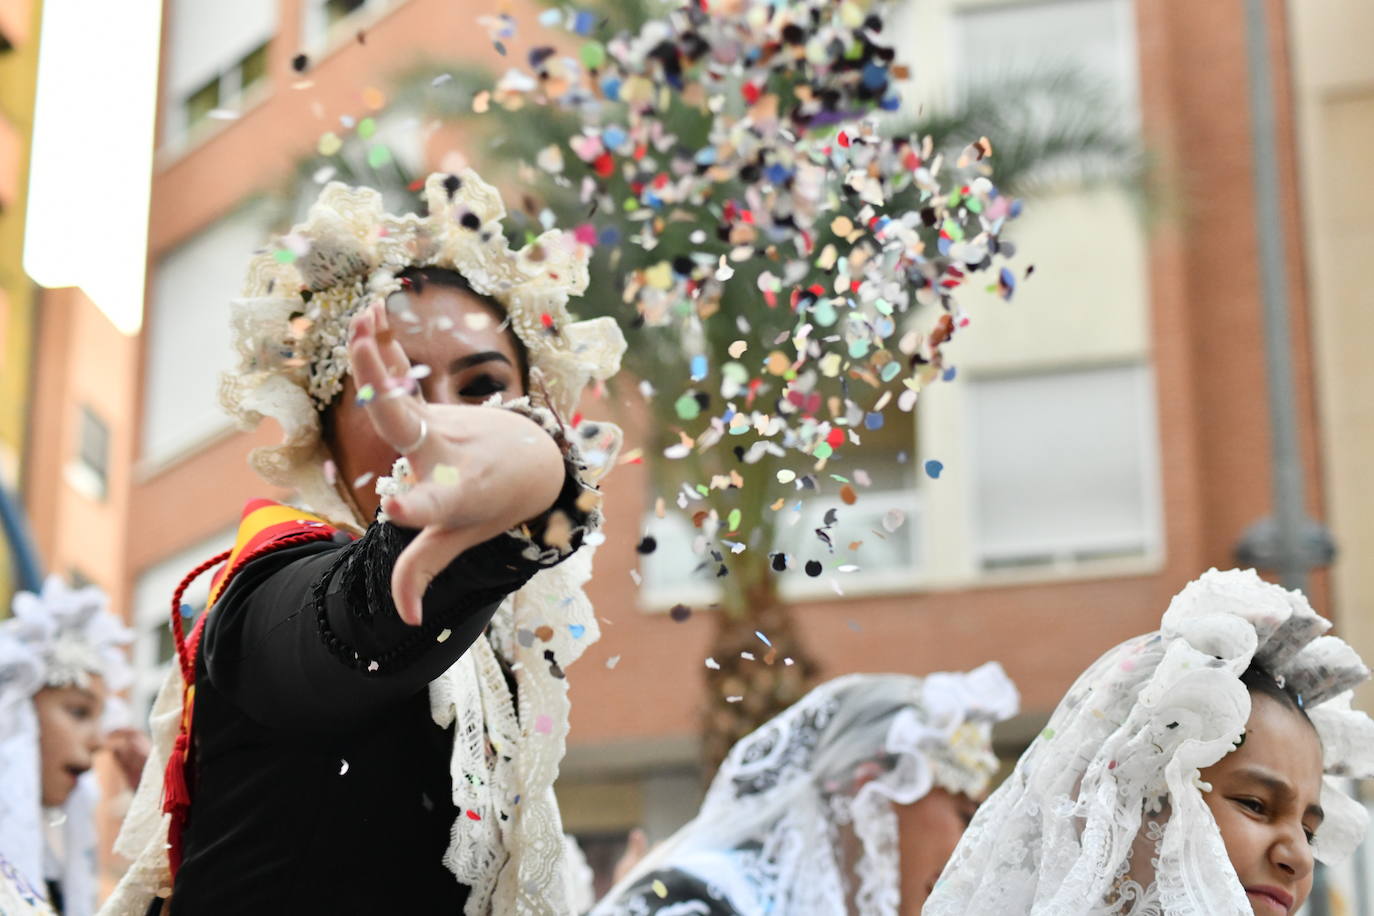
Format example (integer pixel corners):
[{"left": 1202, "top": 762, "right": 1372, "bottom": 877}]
[
  {"left": 594, "top": 663, "right": 1019, "bottom": 916},
  {"left": 218, "top": 168, "right": 626, "bottom": 528},
  {"left": 103, "top": 170, "right": 626, "bottom": 916},
  {"left": 0, "top": 577, "right": 133, "bottom": 916},
  {"left": 926, "top": 568, "right": 1374, "bottom": 916}
]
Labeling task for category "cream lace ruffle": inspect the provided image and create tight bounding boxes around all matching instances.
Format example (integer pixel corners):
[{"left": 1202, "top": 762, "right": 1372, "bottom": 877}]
[{"left": 218, "top": 169, "right": 626, "bottom": 503}]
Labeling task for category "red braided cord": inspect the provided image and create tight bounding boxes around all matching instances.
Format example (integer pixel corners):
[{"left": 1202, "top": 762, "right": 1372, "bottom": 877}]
[
  {"left": 169, "top": 550, "right": 231, "bottom": 684},
  {"left": 162, "top": 527, "right": 336, "bottom": 879},
  {"left": 168, "top": 529, "right": 337, "bottom": 684}
]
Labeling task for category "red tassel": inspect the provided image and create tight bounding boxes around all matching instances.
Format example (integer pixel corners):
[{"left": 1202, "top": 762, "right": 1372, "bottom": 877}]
[
  {"left": 163, "top": 731, "right": 192, "bottom": 875},
  {"left": 158, "top": 530, "right": 336, "bottom": 879},
  {"left": 164, "top": 733, "right": 191, "bottom": 812}
]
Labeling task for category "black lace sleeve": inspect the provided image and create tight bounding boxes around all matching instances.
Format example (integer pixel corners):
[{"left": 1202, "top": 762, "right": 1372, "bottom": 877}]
[{"left": 202, "top": 401, "right": 603, "bottom": 732}]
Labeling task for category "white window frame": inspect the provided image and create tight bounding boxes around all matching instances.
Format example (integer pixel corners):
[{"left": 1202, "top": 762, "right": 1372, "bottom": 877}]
[
  {"left": 964, "top": 361, "right": 1164, "bottom": 575},
  {"left": 63, "top": 403, "right": 110, "bottom": 502},
  {"left": 139, "top": 200, "right": 271, "bottom": 474},
  {"left": 637, "top": 485, "right": 926, "bottom": 612},
  {"left": 167, "top": 38, "right": 273, "bottom": 153},
  {"left": 946, "top": 0, "right": 1142, "bottom": 136},
  {"left": 301, "top": 0, "right": 408, "bottom": 58}
]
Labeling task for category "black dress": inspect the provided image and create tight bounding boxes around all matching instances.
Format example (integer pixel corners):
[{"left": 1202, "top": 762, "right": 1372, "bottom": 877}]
[{"left": 168, "top": 470, "right": 587, "bottom": 915}]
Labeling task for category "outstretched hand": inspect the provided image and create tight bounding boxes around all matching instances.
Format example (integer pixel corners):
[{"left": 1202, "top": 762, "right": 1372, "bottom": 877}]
[{"left": 348, "top": 302, "right": 564, "bottom": 626}]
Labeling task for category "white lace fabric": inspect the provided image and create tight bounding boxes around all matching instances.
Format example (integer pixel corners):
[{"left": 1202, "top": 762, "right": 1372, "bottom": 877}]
[
  {"left": 101, "top": 169, "right": 624, "bottom": 916},
  {"left": 926, "top": 568, "right": 1374, "bottom": 916},
  {"left": 0, "top": 578, "right": 133, "bottom": 916},
  {"left": 218, "top": 168, "right": 626, "bottom": 531},
  {"left": 593, "top": 663, "right": 1019, "bottom": 916}
]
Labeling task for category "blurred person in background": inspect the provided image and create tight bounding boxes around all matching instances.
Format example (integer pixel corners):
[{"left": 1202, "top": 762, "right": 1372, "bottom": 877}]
[
  {"left": 0, "top": 577, "right": 144, "bottom": 915},
  {"left": 591, "top": 663, "right": 1018, "bottom": 915},
  {"left": 101, "top": 170, "right": 625, "bottom": 915},
  {"left": 926, "top": 569, "right": 1374, "bottom": 916}
]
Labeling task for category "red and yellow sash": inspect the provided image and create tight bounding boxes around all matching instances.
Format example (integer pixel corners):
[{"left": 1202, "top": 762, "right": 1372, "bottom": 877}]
[{"left": 162, "top": 499, "right": 347, "bottom": 875}]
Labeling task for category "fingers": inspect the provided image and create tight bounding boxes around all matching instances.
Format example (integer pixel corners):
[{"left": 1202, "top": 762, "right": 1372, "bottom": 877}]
[
  {"left": 349, "top": 305, "right": 428, "bottom": 457},
  {"left": 391, "top": 525, "right": 481, "bottom": 625},
  {"left": 380, "top": 485, "right": 449, "bottom": 531},
  {"left": 374, "top": 300, "right": 415, "bottom": 383}
]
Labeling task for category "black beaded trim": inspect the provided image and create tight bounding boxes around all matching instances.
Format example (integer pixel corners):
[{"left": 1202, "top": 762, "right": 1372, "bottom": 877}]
[{"left": 311, "top": 531, "right": 533, "bottom": 676}]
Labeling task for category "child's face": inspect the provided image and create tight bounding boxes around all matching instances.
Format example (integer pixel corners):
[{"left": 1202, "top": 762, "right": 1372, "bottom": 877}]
[
  {"left": 34, "top": 678, "right": 106, "bottom": 807},
  {"left": 895, "top": 788, "right": 980, "bottom": 913},
  {"left": 1199, "top": 693, "right": 1324, "bottom": 916}
]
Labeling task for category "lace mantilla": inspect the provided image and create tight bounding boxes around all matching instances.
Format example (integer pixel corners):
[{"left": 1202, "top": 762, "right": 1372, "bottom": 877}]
[
  {"left": 926, "top": 568, "right": 1374, "bottom": 916},
  {"left": 593, "top": 664, "right": 1018, "bottom": 916}
]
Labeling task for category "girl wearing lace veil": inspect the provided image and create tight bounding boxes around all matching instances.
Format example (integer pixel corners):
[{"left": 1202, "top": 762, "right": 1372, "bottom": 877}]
[
  {"left": 101, "top": 170, "right": 626, "bottom": 915},
  {"left": 0, "top": 578, "right": 135, "bottom": 916},
  {"left": 591, "top": 663, "right": 1019, "bottom": 916},
  {"left": 926, "top": 568, "right": 1374, "bottom": 916}
]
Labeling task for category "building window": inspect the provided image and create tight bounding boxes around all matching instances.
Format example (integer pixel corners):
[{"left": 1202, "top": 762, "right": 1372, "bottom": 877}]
[
  {"left": 952, "top": 0, "right": 1140, "bottom": 135},
  {"left": 183, "top": 77, "right": 220, "bottom": 130},
  {"left": 180, "top": 39, "right": 271, "bottom": 135},
  {"left": 305, "top": 0, "right": 401, "bottom": 49},
  {"left": 142, "top": 202, "right": 269, "bottom": 468},
  {"left": 238, "top": 40, "right": 269, "bottom": 88},
  {"left": 164, "top": 0, "right": 276, "bottom": 147},
  {"left": 66, "top": 568, "right": 95, "bottom": 589},
  {"left": 640, "top": 404, "right": 920, "bottom": 602},
  {"left": 325, "top": 0, "right": 369, "bottom": 26},
  {"left": 968, "top": 363, "right": 1161, "bottom": 570},
  {"left": 66, "top": 404, "right": 109, "bottom": 501}
]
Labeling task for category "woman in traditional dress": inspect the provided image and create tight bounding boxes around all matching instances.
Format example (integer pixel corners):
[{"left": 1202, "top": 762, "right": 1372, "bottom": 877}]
[
  {"left": 592, "top": 662, "right": 1019, "bottom": 915},
  {"left": 101, "top": 170, "right": 626, "bottom": 915},
  {"left": 926, "top": 568, "right": 1374, "bottom": 916},
  {"left": 0, "top": 577, "right": 136, "bottom": 915}
]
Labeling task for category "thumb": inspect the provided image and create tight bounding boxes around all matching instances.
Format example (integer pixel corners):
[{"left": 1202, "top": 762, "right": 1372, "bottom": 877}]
[{"left": 390, "top": 524, "right": 482, "bottom": 625}]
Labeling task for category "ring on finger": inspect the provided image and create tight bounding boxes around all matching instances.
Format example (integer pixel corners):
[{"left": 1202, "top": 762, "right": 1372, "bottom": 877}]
[
  {"left": 381, "top": 384, "right": 413, "bottom": 401},
  {"left": 398, "top": 417, "right": 429, "bottom": 454}
]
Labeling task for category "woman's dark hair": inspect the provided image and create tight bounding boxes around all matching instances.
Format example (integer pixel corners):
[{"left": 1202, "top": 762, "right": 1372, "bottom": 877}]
[
  {"left": 320, "top": 265, "right": 531, "bottom": 449},
  {"left": 1240, "top": 662, "right": 1311, "bottom": 725},
  {"left": 395, "top": 265, "right": 531, "bottom": 384}
]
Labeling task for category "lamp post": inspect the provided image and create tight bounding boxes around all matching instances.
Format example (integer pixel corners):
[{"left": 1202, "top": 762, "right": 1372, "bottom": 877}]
[
  {"left": 0, "top": 483, "right": 43, "bottom": 594},
  {"left": 1234, "top": 0, "right": 1339, "bottom": 911}
]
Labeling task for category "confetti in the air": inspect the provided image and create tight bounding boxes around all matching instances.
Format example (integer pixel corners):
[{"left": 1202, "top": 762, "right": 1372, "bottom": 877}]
[{"left": 441, "top": 0, "right": 1035, "bottom": 638}]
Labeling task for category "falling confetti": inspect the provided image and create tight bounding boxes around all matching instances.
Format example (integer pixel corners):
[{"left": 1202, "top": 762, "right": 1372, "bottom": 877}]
[{"left": 425, "top": 0, "right": 1040, "bottom": 664}]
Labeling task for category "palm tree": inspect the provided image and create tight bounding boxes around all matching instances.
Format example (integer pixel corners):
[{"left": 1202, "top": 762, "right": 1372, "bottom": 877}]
[{"left": 278, "top": 6, "right": 1143, "bottom": 774}]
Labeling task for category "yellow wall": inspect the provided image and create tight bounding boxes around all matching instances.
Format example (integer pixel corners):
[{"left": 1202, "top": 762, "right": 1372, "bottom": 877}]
[
  {"left": 1289, "top": 0, "right": 1374, "bottom": 709},
  {"left": 0, "top": 0, "right": 43, "bottom": 607}
]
